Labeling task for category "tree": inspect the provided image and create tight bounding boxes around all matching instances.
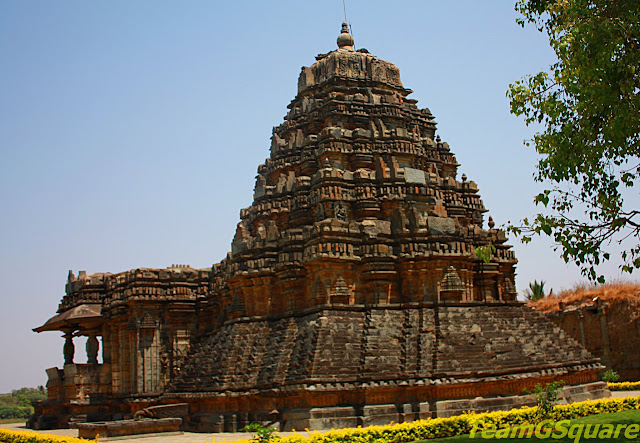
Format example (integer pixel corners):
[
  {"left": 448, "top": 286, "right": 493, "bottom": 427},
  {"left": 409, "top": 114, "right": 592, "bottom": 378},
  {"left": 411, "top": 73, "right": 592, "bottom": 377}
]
[
  {"left": 507, "top": 0, "right": 640, "bottom": 282},
  {"left": 523, "top": 279, "right": 553, "bottom": 301}
]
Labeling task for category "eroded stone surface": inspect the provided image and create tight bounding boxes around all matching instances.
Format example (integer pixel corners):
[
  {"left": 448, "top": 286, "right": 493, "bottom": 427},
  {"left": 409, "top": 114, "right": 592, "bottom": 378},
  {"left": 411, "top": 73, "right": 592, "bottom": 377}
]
[{"left": 76, "top": 418, "right": 182, "bottom": 439}]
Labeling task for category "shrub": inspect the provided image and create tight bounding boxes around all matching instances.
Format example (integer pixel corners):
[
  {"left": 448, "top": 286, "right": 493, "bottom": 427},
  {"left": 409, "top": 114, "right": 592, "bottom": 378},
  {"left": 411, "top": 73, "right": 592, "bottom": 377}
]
[
  {"left": 525, "top": 381, "right": 564, "bottom": 419},
  {"left": 0, "top": 429, "right": 91, "bottom": 443},
  {"left": 221, "top": 396, "right": 640, "bottom": 443},
  {"left": 0, "top": 387, "right": 46, "bottom": 416},
  {"left": 523, "top": 280, "right": 553, "bottom": 301},
  {"left": 603, "top": 370, "right": 621, "bottom": 383},
  {"left": 0, "top": 405, "right": 33, "bottom": 419},
  {"left": 608, "top": 381, "right": 640, "bottom": 391},
  {"left": 241, "top": 423, "right": 279, "bottom": 443}
]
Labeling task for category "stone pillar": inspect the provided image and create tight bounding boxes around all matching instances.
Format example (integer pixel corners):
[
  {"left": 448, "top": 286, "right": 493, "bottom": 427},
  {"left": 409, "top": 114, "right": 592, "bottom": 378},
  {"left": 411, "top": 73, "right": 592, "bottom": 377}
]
[
  {"left": 102, "top": 326, "right": 111, "bottom": 364},
  {"left": 578, "top": 311, "right": 586, "bottom": 347},
  {"left": 598, "top": 306, "right": 612, "bottom": 369},
  {"left": 63, "top": 333, "right": 75, "bottom": 365},
  {"left": 86, "top": 332, "right": 99, "bottom": 365}
]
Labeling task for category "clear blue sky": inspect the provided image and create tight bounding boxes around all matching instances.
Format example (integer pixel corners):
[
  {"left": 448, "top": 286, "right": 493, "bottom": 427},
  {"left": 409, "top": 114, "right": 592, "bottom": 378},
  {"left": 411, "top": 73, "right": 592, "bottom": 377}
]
[{"left": 0, "top": 1, "right": 632, "bottom": 393}]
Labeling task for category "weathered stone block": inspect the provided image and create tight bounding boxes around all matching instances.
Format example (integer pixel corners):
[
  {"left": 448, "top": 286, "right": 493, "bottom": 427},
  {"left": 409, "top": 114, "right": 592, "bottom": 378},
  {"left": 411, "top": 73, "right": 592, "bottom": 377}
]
[{"left": 76, "top": 418, "right": 182, "bottom": 439}]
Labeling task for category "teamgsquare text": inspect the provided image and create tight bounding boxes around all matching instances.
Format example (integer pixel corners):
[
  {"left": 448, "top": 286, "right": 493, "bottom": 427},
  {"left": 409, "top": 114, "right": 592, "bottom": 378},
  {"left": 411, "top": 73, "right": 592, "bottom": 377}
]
[{"left": 469, "top": 419, "right": 640, "bottom": 442}]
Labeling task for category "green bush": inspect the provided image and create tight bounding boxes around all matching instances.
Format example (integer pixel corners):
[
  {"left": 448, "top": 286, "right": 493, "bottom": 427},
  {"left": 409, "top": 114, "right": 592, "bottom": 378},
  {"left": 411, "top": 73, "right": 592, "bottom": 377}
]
[
  {"left": 241, "top": 423, "right": 279, "bottom": 443},
  {"left": 525, "top": 381, "right": 563, "bottom": 419},
  {"left": 603, "top": 370, "right": 621, "bottom": 383},
  {"left": 0, "top": 387, "right": 46, "bottom": 414},
  {"left": 10, "top": 387, "right": 47, "bottom": 405},
  {"left": 0, "top": 405, "right": 33, "bottom": 419}
]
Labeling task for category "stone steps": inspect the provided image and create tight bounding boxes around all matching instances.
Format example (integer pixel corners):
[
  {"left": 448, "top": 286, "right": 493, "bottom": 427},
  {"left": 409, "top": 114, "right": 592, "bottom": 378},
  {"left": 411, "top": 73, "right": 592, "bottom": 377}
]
[{"left": 171, "top": 304, "right": 597, "bottom": 393}]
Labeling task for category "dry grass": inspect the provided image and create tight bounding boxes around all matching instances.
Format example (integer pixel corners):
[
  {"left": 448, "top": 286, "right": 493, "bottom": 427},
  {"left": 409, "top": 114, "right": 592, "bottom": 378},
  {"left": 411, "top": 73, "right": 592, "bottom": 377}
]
[
  {"left": 0, "top": 418, "right": 25, "bottom": 424},
  {"left": 530, "top": 280, "right": 640, "bottom": 317}
]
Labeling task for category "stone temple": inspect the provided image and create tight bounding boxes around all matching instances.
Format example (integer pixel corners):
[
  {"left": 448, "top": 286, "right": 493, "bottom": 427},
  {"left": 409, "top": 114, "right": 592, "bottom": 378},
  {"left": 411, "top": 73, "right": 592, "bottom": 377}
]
[{"left": 32, "top": 23, "right": 607, "bottom": 432}]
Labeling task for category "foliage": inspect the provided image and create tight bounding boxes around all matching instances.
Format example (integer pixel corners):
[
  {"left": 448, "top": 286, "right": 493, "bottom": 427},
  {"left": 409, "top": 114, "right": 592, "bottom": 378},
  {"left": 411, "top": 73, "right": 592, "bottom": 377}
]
[
  {"left": 13, "top": 388, "right": 46, "bottom": 409},
  {"left": 608, "top": 381, "right": 640, "bottom": 391},
  {"left": 0, "top": 387, "right": 46, "bottom": 406},
  {"left": 0, "top": 387, "right": 47, "bottom": 419},
  {"left": 222, "top": 395, "right": 640, "bottom": 443},
  {"left": 603, "top": 370, "right": 621, "bottom": 383},
  {"left": 0, "top": 405, "right": 32, "bottom": 419},
  {"left": 240, "top": 423, "right": 279, "bottom": 443},
  {"left": 412, "top": 409, "right": 640, "bottom": 443},
  {"left": 507, "top": 0, "right": 640, "bottom": 283},
  {"left": 473, "top": 244, "right": 495, "bottom": 264},
  {"left": 523, "top": 280, "right": 553, "bottom": 301},
  {"left": 525, "top": 381, "right": 564, "bottom": 419},
  {"left": 0, "top": 429, "right": 91, "bottom": 443}
]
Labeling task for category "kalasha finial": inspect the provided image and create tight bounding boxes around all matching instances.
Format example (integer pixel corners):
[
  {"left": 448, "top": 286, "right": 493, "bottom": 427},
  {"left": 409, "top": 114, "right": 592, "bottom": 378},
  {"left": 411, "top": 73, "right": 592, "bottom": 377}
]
[{"left": 337, "top": 21, "right": 354, "bottom": 50}]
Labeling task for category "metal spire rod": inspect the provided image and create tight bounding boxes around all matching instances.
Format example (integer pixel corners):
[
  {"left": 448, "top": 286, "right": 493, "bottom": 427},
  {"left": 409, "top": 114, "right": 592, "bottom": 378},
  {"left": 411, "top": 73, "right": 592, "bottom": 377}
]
[{"left": 342, "top": 0, "right": 353, "bottom": 35}]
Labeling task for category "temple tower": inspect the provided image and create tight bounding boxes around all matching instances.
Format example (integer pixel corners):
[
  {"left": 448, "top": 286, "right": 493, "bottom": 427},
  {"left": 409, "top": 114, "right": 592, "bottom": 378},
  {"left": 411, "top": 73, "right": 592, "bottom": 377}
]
[
  {"left": 203, "top": 22, "right": 518, "bottom": 323},
  {"left": 31, "top": 23, "right": 607, "bottom": 433},
  {"left": 169, "top": 23, "right": 604, "bottom": 431}
]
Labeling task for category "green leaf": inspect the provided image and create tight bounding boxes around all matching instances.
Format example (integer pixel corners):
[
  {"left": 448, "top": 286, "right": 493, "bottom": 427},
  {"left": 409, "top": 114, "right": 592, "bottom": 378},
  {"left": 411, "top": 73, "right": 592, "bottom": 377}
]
[{"left": 509, "top": 0, "right": 640, "bottom": 281}]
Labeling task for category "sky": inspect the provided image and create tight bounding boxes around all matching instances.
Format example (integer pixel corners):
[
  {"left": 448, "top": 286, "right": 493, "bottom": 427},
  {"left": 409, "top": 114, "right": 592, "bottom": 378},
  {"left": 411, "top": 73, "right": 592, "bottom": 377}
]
[{"left": 0, "top": 1, "right": 635, "bottom": 394}]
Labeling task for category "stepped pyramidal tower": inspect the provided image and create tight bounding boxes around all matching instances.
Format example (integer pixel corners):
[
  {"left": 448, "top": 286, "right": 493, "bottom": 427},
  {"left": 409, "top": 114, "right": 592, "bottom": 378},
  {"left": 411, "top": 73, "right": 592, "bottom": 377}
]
[{"left": 32, "top": 23, "right": 607, "bottom": 433}]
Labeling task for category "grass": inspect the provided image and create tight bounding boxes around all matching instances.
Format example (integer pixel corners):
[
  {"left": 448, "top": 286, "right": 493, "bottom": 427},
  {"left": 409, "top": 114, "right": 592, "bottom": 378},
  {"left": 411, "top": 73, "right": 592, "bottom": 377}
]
[
  {"left": 411, "top": 409, "right": 640, "bottom": 442},
  {"left": 0, "top": 419, "right": 25, "bottom": 424},
  {"left": 531, "top": 280, "right": 640, "bottom": 314}
]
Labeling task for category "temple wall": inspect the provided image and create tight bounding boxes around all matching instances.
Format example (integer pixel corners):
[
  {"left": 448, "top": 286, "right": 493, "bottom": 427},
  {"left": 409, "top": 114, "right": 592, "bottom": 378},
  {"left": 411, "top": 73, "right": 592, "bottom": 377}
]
[
  {"left": 171, "top": 303, "right": 600, "bottom": 395},
  {"left": 545, "top": 301, "right": 640, "bottom": 381},
  {"left": 41, "top": 266, "right": 205, "bottom": 402},
  {"left": 436, "top": 306, "right": 591, "bottom": 375}
]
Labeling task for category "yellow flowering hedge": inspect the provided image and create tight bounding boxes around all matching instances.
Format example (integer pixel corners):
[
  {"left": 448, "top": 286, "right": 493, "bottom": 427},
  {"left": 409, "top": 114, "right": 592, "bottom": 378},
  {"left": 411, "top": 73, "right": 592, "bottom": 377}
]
[
  {"left": 608, "top": 381, "right": 640, "bottom": 391},
  {"left": 3, "top": 397, "right": 639, "bottom": 443},
  {"left": 0, "top": 429, "right": 91, "bottom": 443},
  {"left": 225, "top": 396, "right": 640, "bottom": 443}
]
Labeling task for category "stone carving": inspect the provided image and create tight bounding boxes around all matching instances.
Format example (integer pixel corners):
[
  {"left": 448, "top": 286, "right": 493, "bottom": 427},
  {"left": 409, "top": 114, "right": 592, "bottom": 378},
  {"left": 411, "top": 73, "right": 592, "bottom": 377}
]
[
  {"left": 133, "top": 403, "right": 189, "bottom": 420},
  {"left": 504, "top": 278, "right": 517, "bottom": 295},
  {"left": 330, "top": 277, "right": 351, "bottom": 303},
  {"left": 63, "top": 334, "right": 74, "bottom": 365},
  {"left": 333, "top": 201, "right": 347, "bottom": 221},
  {"left": 441, "top": 266, "right": 465, "bottom": 292},
  {"left": 85, "top": 334, "right": 99, "bottom": 365}
]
